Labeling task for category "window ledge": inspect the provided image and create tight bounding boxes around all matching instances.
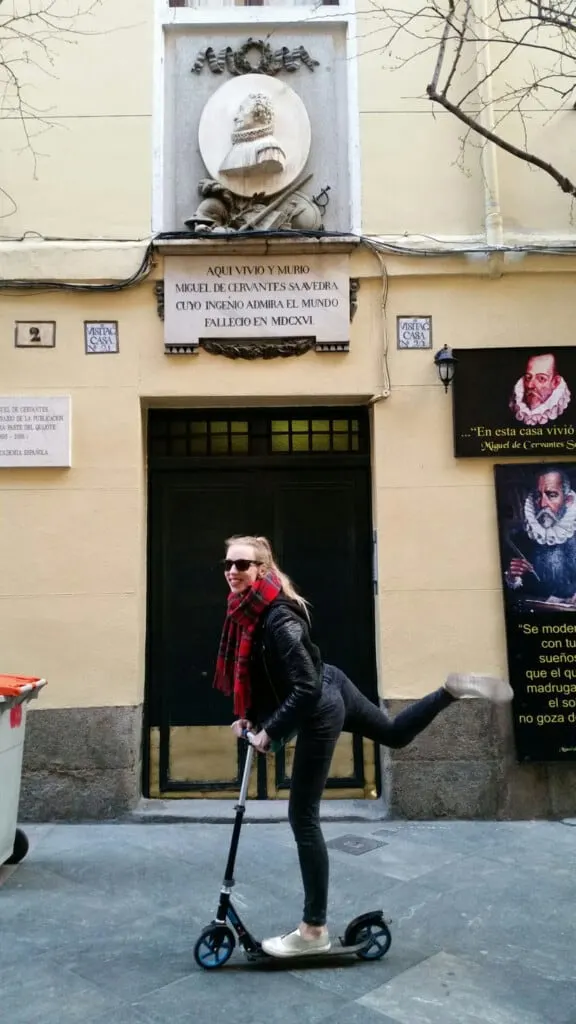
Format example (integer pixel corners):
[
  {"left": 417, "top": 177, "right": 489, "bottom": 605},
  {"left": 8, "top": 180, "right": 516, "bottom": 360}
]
[{"left": 154, "top": 234, "right": 360, "bottom": 257}]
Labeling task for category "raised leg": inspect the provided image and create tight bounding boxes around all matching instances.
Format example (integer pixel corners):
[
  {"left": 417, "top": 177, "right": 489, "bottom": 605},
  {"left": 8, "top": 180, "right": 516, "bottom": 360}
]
[{"left": 328, "top": 665, "right": 455, "bottom": 749}]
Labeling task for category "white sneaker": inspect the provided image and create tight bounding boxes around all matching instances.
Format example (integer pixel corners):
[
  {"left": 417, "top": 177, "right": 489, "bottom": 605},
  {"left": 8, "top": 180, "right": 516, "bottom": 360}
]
[
  {"left": 262, "top": 928, "right": 331, "bottom": 958},
  {"left": 445, "top": 673, "right": 513, "bottom": 704}
]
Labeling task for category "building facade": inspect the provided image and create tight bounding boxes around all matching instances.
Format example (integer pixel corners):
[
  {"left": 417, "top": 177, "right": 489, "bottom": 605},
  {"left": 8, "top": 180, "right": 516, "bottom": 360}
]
[{"left": 2, "top": 0, "right": 576, "bottom": 819}]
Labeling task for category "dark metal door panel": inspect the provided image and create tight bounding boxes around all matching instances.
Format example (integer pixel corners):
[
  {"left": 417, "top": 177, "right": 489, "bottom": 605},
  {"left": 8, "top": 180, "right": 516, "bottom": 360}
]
[
  {"left": 270, "top": 468, "right": 375, "bottom": 695},
  {"left": 148, "top": 470, "right": 271, "bottom": 731}
]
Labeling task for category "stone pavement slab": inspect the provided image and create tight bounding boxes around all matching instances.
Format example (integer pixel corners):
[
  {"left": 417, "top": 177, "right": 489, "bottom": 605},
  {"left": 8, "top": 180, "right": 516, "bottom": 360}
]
[
  {"left": 1, "top": 820, "right": 575, "bottom": 1024},
  {"left": 360, "top": 950, "right": 576, "bottom": 1024}
]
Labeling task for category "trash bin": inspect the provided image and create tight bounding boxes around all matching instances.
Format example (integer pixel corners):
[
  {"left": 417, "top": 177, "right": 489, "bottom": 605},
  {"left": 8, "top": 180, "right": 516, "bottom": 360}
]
[{"left": 0, "top": 676, "right": 46, "bottom": 867}]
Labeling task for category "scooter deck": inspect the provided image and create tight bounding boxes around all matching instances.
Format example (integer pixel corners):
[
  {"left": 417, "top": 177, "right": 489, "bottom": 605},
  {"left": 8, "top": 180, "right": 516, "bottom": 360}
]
[{"left": 247, "top": 940, "right": 369, "bottom": 963}]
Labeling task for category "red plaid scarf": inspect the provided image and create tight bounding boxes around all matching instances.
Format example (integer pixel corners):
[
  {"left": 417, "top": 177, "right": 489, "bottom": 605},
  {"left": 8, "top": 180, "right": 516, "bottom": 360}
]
[{"left": 213, "top": 572, "right": 282, "bottom": 718}]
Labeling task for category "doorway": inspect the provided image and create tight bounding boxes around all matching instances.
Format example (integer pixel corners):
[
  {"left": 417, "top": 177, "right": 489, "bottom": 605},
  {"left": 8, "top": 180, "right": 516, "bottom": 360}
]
[{"left": 145, "top": 408, "right": 379, "bottom": 799}]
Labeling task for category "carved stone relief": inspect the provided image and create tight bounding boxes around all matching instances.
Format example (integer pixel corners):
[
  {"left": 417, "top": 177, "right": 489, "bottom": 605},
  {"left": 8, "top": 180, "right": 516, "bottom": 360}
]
[
  {"left": 163, "top": 33, "right": 351, "bottom": 359},
  {"left": 191, "top": 38, "right": 319, "bottom": 77},
  {"left": 184, "top": 177, "right": 324, "bottom": 233},
  {"left": 198, "top": 74, "right": 310, "bottom": 197},
  {"left": 185, "top": 47, "right": 329, "bottom": 234}
]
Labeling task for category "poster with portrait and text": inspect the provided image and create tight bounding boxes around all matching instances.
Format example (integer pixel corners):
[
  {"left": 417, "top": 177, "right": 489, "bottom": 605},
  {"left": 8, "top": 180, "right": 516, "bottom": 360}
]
[
  {"left": 495, "top": 462, "right": 576, "bottom": 761},
  {"left": 454, "top": 347, "right": 576, "bottom": 458}
]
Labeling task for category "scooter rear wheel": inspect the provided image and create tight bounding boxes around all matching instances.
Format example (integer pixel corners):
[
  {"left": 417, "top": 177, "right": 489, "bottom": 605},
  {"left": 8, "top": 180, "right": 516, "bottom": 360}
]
[
  {"left": 345, "top": 917, "right": 392, "bottom": 961},
  {"left": 194, "top": 925, "right": 236, "bottom": 969}
]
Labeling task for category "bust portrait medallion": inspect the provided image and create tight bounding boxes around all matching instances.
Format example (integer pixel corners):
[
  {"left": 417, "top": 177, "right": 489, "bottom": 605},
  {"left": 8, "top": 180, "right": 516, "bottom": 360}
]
[{"left": 198, "top": 74, "right": 312, "bottom": 198}]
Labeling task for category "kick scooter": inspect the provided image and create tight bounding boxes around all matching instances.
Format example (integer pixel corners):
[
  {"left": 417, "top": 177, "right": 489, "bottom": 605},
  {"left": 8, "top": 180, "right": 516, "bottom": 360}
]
[{"left": 194, "top": 733, "right": 392, "bottom": 969}]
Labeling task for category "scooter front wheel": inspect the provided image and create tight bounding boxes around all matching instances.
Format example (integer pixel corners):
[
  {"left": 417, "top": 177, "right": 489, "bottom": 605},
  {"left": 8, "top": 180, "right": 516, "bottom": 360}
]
[
  {"left": 345, "top": 917, "right": 392, "bottom": 961},
  {"left": 194, "top": 925, "right": 236, "bottom": 969}
]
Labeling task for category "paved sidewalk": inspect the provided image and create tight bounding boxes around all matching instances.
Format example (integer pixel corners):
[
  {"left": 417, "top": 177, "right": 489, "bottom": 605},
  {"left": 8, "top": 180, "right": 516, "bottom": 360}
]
[{"left": 1, "top": 818, "right": 575, "bottom": 1024}]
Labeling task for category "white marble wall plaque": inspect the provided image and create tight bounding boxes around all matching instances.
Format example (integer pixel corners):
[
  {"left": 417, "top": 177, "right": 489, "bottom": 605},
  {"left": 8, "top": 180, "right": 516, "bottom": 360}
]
[
  {"left": 397, "top": 315, "right": 432, "bottom": 350},
  {"left": 84, "top": 321, "right": 119, "bottom": 354},
  {"left": 164, "top": 255, "right": 350, "bottom": 350},
  {"left": 0, "top": 397, "right": 71, "bottom": 468}
]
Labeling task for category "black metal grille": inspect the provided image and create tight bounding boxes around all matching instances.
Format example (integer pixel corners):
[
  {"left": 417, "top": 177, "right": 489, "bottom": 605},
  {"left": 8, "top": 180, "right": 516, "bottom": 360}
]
[
  {"left": 149, "top": 417, "right": 249, "bottom": 457},
  {"left": 270, "top": 417, "right": 360, "bottom": 453},
  {"left": 148, "top": 410, "right": 367, "bottom": 458}
]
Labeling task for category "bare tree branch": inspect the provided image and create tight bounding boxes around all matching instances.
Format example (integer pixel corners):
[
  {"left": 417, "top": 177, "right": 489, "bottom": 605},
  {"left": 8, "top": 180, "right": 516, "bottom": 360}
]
[
  {"left": 370, "top": 0, "right": 576, "bottom": 204},
  {"left": 430, "top": 0, "right": 454, "bottom": 90},
  {"left": 0, "top": 1, "right": 107, "bottom": 216},
  {"left": 443, "top": 0, "right": 472, "bottom": 94},
  {"left": 427, "top": 81, "right": 576, "bottom": 195}
]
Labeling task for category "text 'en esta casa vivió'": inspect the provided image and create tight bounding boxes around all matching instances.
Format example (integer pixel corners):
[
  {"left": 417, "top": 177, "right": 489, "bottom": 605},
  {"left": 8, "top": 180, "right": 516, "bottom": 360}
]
[{"left": 470, "top": 425, "right": 575, "bottom": 437}]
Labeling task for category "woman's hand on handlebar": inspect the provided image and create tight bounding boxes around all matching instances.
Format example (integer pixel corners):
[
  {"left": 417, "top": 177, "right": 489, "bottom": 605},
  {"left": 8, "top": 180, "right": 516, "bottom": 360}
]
[
  {"left": 230, "top": 720, "right": 270, "bottom": 752},
  {"left": 250, "top": 729, "right": 271, "bottom": 753},
  {"left": 231, "top": 719, "right": 252, "bottom": 740}
]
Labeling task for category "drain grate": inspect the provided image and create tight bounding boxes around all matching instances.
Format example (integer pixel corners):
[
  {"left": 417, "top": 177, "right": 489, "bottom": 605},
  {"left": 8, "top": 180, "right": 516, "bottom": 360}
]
[{"left": 326, "top": 834, "right": 388, "bottom": 856}]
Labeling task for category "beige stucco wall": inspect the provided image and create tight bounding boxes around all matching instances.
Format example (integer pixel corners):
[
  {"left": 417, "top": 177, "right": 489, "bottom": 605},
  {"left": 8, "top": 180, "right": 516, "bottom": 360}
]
[
  {"left": 0, "top": 287, "right": 148, "bottom": 710},
  {"left": 2, "top": 0, "right": 574, "bottom": 242},
  {"left": 2, "top": 253, "right": 576, "bottom": 713},
  {"left": 2, "top": 1, "right": 576, "bottom": 723},
  {"left": 1, "top": 0, "right": 153, "bottom": 236},
  {"left": 356, "top": 3, "right": 576, "bottom": 240},
  {"left": 375, "top": 266, "right": 576, "bottom": 698},
  {"left": 0, "top": 251, "right": 384, "bottom": 711}
]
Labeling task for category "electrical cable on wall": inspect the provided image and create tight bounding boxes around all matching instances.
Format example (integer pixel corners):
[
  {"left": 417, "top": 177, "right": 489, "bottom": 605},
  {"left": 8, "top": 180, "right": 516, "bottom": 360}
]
[
  {"left": 2, "top": 229, "right": 576, "bottom": 294},
  {"left": 0, "top": 241, "right": 156, "bottom": 294},
  {"left": 366, "top": 247, "right": 391, "bottom": 404}
]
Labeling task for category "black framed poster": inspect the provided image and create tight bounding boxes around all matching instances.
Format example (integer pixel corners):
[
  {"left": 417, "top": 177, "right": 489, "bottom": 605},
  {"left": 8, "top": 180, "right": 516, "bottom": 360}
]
[
  {"left": 454, "top": 347, "right": 576, "bottom": 457},
  {"left": 495, "top": 462, "right": 576, "bottom": 761}
]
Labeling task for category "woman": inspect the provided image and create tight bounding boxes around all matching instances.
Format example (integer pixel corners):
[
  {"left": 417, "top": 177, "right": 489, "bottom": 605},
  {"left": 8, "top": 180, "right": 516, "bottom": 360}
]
[{"left": 213, "top": 534, "right": 513, "bottom": 960}]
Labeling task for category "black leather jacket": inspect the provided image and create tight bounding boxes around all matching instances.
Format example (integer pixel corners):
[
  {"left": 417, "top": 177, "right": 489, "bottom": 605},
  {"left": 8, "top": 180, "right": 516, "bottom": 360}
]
[{"left": 247, "top": 597, "right": 323, "bottom": 742}]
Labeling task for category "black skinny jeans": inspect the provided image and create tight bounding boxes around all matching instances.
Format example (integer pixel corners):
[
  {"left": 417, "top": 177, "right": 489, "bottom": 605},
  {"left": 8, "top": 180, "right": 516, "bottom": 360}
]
[{"left": 288, "top": 665, "right": 455, "bottom": 927}]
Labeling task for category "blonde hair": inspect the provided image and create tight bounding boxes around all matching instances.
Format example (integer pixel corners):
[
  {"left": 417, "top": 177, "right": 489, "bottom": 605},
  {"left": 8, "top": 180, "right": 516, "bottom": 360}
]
[{"left": 225, "top": 534, "right": 310, "bottom": 617}]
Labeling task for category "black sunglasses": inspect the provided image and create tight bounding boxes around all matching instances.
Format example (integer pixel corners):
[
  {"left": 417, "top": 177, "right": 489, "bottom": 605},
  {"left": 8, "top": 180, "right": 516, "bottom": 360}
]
[{"left": 222, "top": 559, "right": 262, "bottom": 572}]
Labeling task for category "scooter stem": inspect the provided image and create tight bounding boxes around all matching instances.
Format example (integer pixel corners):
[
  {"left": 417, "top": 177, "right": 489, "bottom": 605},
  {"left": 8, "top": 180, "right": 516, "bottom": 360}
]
[
  {"left": 222, "top": 737, "right": 255, "bottom": 887},
  {"left": 238, "top": 741, "right": 254, "bottom": 809}
]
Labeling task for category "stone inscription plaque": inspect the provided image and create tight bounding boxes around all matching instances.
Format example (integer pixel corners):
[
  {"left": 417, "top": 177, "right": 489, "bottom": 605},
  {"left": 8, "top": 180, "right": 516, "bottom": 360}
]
[
  {"left": 0, "top": 396, "right": 71, "bottom": 468},
  {"left": 163, "top": 255, "right": 350, "bottom": 350}
]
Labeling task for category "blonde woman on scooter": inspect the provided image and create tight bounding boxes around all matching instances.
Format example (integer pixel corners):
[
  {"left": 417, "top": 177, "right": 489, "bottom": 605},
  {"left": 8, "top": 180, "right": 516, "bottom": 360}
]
[{"left": 213, "top": 535, "right": 513, "bottom": 959}]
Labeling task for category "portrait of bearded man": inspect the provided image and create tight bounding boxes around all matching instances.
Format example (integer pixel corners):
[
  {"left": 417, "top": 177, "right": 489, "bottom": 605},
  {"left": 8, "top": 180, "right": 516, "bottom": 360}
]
[
  {"left": 505, "top": 469, "right": 576, "bottom": 608},
  {"left": 509, "top": 353, "right": 571, "bottom": 427}
]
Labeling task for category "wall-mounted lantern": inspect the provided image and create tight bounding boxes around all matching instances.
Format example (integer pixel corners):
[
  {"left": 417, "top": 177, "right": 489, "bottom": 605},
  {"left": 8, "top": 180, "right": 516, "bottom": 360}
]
[{"left": 434, "top": 345, "right": 457, "bottom": 392}]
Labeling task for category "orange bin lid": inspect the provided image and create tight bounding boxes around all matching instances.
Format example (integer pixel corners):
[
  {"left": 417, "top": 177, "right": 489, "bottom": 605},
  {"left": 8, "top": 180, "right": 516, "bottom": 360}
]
[{"left": 0, "top": 675, "right": 46, "bottom": 697}]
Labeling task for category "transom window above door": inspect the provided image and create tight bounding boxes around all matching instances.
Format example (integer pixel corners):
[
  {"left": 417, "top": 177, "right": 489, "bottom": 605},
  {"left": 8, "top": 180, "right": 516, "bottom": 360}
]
[{"left": 148, "top": 410, "right": 368, "bottom": 458}]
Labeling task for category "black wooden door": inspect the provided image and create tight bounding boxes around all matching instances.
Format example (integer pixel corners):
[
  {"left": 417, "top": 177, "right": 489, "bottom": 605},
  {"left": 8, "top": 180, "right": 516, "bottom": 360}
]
[{"left": 145, "top": 409, "right": 378, "bottom": 799}]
